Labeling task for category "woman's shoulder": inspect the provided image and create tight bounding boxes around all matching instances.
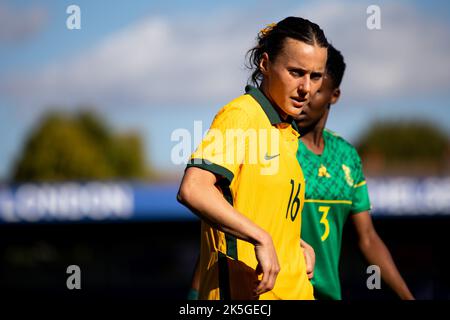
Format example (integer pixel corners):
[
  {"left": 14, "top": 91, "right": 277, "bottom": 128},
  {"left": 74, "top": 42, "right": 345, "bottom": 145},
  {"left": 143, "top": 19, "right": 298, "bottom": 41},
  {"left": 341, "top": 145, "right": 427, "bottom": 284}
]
[{"left": 214, "top": 93, "right": 260, "bottom": 121}]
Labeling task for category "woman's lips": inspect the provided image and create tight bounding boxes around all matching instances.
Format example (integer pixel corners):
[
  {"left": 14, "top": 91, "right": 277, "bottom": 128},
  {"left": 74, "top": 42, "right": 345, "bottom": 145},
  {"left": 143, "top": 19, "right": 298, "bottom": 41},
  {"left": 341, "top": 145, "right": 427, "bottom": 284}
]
[{"left": 291, "top": 97, "right": 307, "bottom": 108}]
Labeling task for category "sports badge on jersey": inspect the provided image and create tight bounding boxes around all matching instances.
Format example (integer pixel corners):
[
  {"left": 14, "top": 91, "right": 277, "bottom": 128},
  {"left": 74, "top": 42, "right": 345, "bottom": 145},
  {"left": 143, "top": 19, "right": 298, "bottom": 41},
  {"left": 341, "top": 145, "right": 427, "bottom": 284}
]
[
  {"left": 341, "top": 164, "right": 354, "bottom": 187},
  {"left": 318, "top": 164, "right": 331, "bottom": 178}
]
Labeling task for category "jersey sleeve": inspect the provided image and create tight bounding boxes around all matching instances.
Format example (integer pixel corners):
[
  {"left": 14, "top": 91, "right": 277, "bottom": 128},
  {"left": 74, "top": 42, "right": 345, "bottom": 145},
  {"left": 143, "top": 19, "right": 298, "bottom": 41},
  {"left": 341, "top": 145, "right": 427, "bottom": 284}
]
[
  {"left": 350, "top": 148, "right": 371, "bottom": 214},
  {"left": 187, "top": 104, "right": 251, "bottom": 184}
]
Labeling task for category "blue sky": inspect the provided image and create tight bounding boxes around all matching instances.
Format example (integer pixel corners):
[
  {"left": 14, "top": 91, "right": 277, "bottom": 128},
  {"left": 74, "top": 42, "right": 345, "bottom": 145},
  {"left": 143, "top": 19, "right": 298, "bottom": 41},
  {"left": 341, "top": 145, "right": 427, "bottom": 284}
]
[{"left": 1, "top": 0, "right": 450, "bottom": 180}]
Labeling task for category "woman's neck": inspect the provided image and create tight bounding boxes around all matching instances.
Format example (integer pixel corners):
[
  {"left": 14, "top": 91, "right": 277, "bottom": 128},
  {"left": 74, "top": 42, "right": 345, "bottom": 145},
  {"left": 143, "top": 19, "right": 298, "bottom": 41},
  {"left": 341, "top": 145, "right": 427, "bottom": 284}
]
[
  {"left": 300, "top": 109, "right": 329, "bottom": 155},
  {"left": 260, "top": 81, "right": 288, "bottom": 120}
]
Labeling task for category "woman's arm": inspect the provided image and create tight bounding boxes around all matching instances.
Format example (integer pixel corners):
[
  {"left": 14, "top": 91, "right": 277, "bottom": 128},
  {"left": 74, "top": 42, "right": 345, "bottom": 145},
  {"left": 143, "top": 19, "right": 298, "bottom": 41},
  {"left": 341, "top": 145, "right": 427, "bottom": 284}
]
[
  {"left": 351, "top": 211, "right": 414, "bottom": 300},
  {"left": 177, "top": 166, "right": 280, "bottom": 296}
]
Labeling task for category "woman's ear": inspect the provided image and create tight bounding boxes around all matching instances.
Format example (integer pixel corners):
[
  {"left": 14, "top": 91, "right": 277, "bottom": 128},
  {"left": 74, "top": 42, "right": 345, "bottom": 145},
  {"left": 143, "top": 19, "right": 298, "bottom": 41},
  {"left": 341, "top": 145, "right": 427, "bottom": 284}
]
[{"left": 259, "top": 52, "right": 270, "bottom": 75}]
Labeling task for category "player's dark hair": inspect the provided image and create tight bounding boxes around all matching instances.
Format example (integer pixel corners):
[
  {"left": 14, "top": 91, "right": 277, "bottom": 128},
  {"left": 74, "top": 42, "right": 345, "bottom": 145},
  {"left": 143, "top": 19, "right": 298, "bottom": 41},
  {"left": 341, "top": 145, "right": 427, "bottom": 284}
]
[
  {"left": 247, "top": 16, "right": 328, "bottom": 86},
  {"left": 326, "top": 44, "right": 346, "bottom": 89}
]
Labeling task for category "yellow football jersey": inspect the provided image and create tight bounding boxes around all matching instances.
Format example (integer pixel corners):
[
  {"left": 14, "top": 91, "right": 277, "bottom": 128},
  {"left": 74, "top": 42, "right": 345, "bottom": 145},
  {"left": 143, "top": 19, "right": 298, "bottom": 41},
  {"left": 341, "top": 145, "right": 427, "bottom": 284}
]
[{"left": 188, "top": 86, "right": 313, "bottom": 300}]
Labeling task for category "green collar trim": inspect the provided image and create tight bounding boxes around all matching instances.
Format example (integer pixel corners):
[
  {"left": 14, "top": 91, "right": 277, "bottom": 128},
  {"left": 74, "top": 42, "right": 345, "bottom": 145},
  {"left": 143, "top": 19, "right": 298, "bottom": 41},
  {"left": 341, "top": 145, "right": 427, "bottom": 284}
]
[
  {"left": 245, "top": 85, "right": 283, "bottom": 125},
  {"left": 245, "top": 85, "right": 299, "bottom": 132}
]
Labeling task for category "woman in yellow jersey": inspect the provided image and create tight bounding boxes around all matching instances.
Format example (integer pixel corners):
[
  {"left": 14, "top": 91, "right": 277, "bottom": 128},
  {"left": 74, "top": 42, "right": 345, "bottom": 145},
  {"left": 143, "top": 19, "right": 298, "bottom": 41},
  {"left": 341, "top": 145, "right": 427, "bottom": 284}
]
[{"left": 177, "top": 17, "right": 327, "bottom": 300}]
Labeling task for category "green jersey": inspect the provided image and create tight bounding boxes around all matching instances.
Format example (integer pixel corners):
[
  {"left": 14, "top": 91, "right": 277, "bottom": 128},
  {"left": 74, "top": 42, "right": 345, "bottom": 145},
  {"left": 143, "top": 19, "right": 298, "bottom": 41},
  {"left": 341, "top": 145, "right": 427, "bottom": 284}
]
[{"left": 298, "top": 129, "right": 371, "bottom": 300}]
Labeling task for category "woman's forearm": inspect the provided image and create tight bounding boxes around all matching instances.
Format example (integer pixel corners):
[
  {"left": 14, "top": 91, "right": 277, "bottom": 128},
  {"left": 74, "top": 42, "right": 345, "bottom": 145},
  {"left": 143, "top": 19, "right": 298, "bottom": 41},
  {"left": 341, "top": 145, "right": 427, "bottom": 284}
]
[
  {"left": 359, "top": 233, "right": 414, "bottom": 300},
  {"left": 177, "top": 167, "right": 269, "bottom": 246},
  {"left": 178, "top": 167, "right": 280, "bottom": 295}
]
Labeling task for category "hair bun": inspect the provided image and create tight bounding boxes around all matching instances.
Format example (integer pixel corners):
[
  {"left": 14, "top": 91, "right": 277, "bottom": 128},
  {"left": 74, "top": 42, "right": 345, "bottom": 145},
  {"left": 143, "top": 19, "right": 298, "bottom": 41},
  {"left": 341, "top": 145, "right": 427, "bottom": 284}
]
[{"left": 259, "top": 23, "right": 277, "bottom": 38}]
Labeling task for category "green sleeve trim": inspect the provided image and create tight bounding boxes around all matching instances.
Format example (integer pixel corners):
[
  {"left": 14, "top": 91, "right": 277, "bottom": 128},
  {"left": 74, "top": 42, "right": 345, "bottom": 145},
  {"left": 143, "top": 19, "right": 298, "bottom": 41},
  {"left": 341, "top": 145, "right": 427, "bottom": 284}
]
[
  {"left": 351, "top": 184, "right": 371, "bottom": 214},
  {"left": 188, "top": 160, "right": 238, "bottom": 260},
  {"left": 350, "top": 180, "right": 371, "bottom": 214},
  {"left": 187, "top": 158, "right": 234, "bottom": 184},
  {"left": 351, "top": 206, "right": 372, "bottom": 215}
]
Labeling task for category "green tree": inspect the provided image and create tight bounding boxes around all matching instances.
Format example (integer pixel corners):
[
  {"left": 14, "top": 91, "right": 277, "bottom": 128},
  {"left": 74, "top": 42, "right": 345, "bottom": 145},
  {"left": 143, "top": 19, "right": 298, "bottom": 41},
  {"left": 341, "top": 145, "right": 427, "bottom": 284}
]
[
  {"left": 12, "top": 110, "right": 149, "bottom": 181},
  {"left": 356, "top": 121, "right": 450, "bottom": 176}
]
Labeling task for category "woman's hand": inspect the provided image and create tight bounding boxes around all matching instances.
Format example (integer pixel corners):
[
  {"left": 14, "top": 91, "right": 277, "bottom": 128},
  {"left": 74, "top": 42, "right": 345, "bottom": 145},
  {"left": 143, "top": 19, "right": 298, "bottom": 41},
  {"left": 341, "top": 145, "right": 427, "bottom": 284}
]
[
  {"left": 254, "top": 233, "right": 280, "bottom": 296},
  {"left": 301, "top": 239, "right": 315, "bottom": 280}
]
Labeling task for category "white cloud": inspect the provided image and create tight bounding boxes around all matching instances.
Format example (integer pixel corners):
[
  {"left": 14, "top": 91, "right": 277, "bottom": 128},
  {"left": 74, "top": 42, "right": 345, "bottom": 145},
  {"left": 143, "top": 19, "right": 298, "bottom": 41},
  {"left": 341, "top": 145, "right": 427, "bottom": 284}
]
[
  {"left": 1, "top": 1, "right": 450, "bottom": 113},
  {"left": 299, "top": 1, "right": 450, "bottom": 99},
  {"left": 2, "top": 12, "right": 258, "bottom": 112}
]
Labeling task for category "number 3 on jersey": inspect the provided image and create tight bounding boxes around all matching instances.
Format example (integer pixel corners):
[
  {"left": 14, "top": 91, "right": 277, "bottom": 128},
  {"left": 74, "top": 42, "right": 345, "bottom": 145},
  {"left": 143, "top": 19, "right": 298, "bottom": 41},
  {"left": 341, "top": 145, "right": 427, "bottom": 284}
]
[
  {"left": 286, "top": 179, "right": 302, "bottom": 222},
  {"left": 318, "top": 206, "right": 330, "bottom": 241}
]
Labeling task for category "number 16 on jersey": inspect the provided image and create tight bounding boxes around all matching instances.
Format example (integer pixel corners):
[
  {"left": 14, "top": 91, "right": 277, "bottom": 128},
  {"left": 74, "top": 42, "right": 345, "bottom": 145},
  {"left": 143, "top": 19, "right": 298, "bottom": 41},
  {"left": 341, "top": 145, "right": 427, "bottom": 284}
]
[{"left": 286, "top": 179, "right": 302, "bottom": 222}]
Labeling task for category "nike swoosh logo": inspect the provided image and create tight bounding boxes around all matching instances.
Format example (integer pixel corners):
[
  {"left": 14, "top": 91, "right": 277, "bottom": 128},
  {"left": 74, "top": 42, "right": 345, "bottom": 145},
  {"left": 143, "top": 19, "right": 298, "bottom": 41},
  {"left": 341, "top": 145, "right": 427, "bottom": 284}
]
[{"left": 264, "top": 153, "right": 280, "bottom": 161}]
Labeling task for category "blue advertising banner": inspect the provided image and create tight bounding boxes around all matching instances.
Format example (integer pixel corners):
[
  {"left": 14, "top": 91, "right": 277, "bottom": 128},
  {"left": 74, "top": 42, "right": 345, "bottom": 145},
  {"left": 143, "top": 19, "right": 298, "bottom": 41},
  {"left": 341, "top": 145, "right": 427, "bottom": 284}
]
[
  {"left": 1, "top": 178, "right": 450, "bottom": 223},
  {"left": 0, "top": 182, "right": 193, "bottom": 223},
  {"left": 368, "top": 177, "right": 450, "bottom": 216}
]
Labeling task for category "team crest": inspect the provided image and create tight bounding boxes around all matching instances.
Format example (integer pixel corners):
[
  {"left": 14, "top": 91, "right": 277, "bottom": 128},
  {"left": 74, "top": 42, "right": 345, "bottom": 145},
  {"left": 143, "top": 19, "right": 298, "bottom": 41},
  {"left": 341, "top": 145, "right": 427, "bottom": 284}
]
[
  {"left": 342, "top": 164, "right": 354, "bottom": 186},
  {"left": 318, "top": 164, "right": 331, "bottom": 178}
]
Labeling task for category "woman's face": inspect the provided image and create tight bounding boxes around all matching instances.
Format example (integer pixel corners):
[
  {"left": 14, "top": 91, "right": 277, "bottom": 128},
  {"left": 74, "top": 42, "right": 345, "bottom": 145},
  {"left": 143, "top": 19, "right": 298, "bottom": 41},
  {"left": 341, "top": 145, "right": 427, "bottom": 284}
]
[
  {"left": 295, "top": 74, "right": 340, "bottom": 130},
  {"left": 260, "top": 38, "right": 327, "bottom": 119}
]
